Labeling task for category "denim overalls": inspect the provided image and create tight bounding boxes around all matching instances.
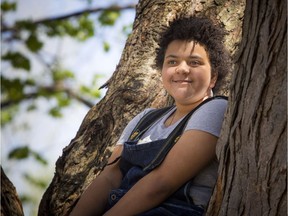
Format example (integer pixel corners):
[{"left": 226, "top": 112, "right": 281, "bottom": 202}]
[
  {"left": 107, "top": 139, "right": 205, "bottom": 216},
  {"left": 106, "top": 97, "right": 226, "bottom": 215}
]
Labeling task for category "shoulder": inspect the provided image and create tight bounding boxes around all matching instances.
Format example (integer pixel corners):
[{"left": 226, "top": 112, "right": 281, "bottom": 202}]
[
  {"left": 195, "top": 96, "right": 228, "bottom": 114},
  {"left": 124, "top": 108, "right": 157, "bottom": 132},
  {"left": 135, "top": 108, "right": 156, "bottom": 118},
  {"left": 116, "top": 108, "right": 155, "bottom": 145},
  {"left": 185, "top": 96, "right": 228, "bottom": 137}
]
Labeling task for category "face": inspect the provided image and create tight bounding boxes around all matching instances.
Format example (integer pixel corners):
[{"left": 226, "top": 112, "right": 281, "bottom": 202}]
[{"left": 161, "top": 40, "right": 216, "bottom": 106}]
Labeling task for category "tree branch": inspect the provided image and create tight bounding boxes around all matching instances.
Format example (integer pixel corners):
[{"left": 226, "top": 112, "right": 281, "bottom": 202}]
[
  {"left": 1, "top": 86, "right": 95, "bottom": 109},
  {"left": 1, "top": 4, "right": 136, "bottom": 33},
  {"left": 65, "top": 88, "right": 95, "bottom": 108}
]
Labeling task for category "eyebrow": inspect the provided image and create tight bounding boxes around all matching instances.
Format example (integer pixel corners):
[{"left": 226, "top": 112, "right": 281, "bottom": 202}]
[{"left": 165, "top": 54, "right": 203, "bottom": 59}]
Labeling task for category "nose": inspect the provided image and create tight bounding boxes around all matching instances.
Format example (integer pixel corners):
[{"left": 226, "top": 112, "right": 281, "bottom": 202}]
[{"left": 176, "top": 61, "right": 190, "bottom": 74}]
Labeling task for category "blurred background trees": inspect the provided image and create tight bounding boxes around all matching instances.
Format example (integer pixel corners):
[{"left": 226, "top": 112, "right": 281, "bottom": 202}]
[{"left": 1, "top": 0, "right": 136, "bottom": 215}]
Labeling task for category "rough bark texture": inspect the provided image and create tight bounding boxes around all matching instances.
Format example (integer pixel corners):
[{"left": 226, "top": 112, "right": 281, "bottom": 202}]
[
  {"left": 1, "top": 167, "right": 24, "bottom": 216},
  {"left": 38, "top": 0, "right": 244, "bottom": 215},
  {"left": 207, "top": 0, "right": 287, "bottom": 215}
]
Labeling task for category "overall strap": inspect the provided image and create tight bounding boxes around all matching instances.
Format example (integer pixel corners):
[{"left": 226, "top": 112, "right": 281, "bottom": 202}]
[
  {"left": 143, "top": 96, "right": 228, "bottom": 171},
  {"left": 128, "top": 106, "right": 174, "bottom": 141}
]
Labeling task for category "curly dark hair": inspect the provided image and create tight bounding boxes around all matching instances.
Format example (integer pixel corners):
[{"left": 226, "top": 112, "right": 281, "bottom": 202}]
[{"left": 155, "top": 16, "right": 231, "bottom": 91}]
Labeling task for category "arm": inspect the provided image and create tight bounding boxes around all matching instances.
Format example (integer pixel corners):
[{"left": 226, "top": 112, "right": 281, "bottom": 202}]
[
  {"left": 103, "top": 130, "right": 218, "bottom": 216},
  {"left": 70, "top": 145, "right": 123, "bottom": 216}
]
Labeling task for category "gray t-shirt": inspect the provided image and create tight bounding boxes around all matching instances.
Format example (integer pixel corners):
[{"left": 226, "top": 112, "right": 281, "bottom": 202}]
[
  {"left": 117, "top": 98, "right": 227, "bottom": 145},
  {"left": 117, "top": 97, "right": 227, "bottom": 208}
]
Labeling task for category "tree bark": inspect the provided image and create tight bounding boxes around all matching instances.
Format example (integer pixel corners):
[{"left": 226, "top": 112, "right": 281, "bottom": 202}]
[
  {"left": 1, "top": 167, "right": 24, "bottom": 216},
  {"left": 207, "top": 0, "right": 287, "bottom": 215},
  {"left": 38, "top": 0, "right": 244, "bottom": 215}
]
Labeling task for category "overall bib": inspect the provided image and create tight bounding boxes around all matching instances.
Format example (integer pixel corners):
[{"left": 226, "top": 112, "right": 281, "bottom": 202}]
[{"left": 107, "top": 139, "right": 205, "bottom": 216}]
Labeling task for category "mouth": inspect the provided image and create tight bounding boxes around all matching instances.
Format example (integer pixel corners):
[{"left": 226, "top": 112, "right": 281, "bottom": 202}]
[{"left": 172, "top": 80, "right": 192, "bottom": 84}]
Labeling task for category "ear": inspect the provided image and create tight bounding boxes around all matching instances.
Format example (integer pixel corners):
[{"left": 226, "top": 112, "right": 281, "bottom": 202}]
[{"left": 209, "top": 74, "right": 218, "bottom": 89}]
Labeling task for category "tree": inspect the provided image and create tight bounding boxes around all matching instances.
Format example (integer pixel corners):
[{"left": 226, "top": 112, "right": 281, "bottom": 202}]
[
  {"left": 38, "top": 0, "right": 245, "bottom": 215},
  {"left": 207, "top": 0, "right": 287, "bottom": 215}
]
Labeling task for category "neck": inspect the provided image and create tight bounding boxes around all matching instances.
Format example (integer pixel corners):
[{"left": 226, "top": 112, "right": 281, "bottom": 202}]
[
  {"left": 175, "top": 96, "right": 209, "bottom": 116},
  {"left": 166, "top": 95, "right": 212, "bottom": 127}
]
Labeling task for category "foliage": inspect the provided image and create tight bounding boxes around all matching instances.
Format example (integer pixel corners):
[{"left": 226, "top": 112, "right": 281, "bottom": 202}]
[
  {"left": 1, "top": 0, "right": 134, "bottom": 124},
  {"left": 1, "top": 1, "right": 135, "bottom": 215},
  {"left": 1, "top": 0, "right": 135, "bottom": 159},
  {"left": 8, "top": 145, "right": 48, "bottom": 165}
]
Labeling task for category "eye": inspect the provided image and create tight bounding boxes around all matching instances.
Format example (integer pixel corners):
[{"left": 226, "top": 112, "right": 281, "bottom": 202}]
[
  {"left": 189, "top": 60, "right": 202, "bottom": 66},
  {"left": 166, "top": 59, "right": 177, "bottom": 66},
  {"left": 168, "top": 60, "right": 177, "bottom": 65}
]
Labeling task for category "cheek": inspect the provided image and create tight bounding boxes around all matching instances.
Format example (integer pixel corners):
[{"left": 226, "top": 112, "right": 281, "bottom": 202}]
[
  {"left": 194, "top": 72, "right": 210, "bottom": 83},
  {"left": 161, "top": 68, "right": 172, "bottom": 81},
  {"left": 199, "top": 68, "right": 212, "bottom": 81}
]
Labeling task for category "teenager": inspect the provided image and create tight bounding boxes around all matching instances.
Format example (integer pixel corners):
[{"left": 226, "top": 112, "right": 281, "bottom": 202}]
[{"left": 70, "top": 16, "right": 231, "bottom": 216}]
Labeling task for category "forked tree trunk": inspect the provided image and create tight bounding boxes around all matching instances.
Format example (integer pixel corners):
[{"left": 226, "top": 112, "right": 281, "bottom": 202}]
[
  {"left": 207, "top": 0, "right": 287, "bottom": 215},
  {"left": 37, "top": 0, "right": 245, "bottom": 215}
]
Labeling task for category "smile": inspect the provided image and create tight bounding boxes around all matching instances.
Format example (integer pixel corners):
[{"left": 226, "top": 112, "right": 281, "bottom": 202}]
[{"left": 172, "top": 80, "right": 192, "bottom": 83}]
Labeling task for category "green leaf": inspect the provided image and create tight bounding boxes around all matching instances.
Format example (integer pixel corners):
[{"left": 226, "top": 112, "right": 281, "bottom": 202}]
[
  {"left": 44, "top": 16, "right": 94, "bottom": 41},
  {"left": 24, "top": 173, "right": 48, "bottom": 189},
  {"left": 49, "top": 107, "right": 62, "bottom": 118},
  {"left": 25, "top": 34, "right": 43, "bottom": 52},
  {"left": 1, "top": 77, "right": 24, "bottom": 100},
  {"left": 52, "top": 69, "right": 75, "bottom": 81},
  {"left": 122, "top": 24, "right": 133, "bottom": 36},
  {"left": 25, "top": 78, "right": 36, "bottom": 86},
  {"left": 98, "top": 9, "right": 120, "bottom": 26},
  {"left": 8, "top": 145, "right": 48, "bottom": 166},
  {"left": 2, "top": 52, "right": 31, "bottom": 71},
  {"left": 1, "top": 110, "right": 13, "bottom": 125},
  {"left": 55, "top": 93, "right": 71, "bottom": 107},
  {"left": 0, "top": 106, "right": 18, "bottom": 125},
  {"left": 27, "top": 104, "right": 37, "bottom": 111},
  {"left": 44, "top": 21, "right": 63, "bottom": 37},
  {"left": 38, "top": 87, "right": 52, "bottom": 98},
  {"left": 15, "top": 20, "right": 36, "bottom": 32},
  {"left": 78, "top": 75, "right": 103, "bottom": 99},
  {"left": 8, "top": 146, "right": 29, "bottom": 160},
  {"left": 20, "top": 195, "right": 34, "bottom": 204},
  {"left": 80, "top": 85, "right": 91, "bottom": 94},
  {"left": 1, "top": 1, "right": 16, "bottom": 12},
  {"left": 62, "top": 21, "right": 77, "bottom": 37},
  {"left": 90, "top": 88, "right": 101, "bottom": 98},
  {"left": 103, "top": 41, "right": 110, "bottom": 52},
  {"left": 80, "top": 85, "right": 101, "bottom": 98},
  {"left": 77, "top": 15, "right": 94, "bottom": 40},
  {"left": 92, "top": 74, "right": 104, "bottom": 84},
  {"left": 31, "top": 152, "right": 48, "bottom": 165}
]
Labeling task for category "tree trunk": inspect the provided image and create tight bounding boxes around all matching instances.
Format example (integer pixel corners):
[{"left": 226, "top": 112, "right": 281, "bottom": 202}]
[
  {"left": 1, "top": 167, "right": 24, "bottom": 216},
  {"left": 207, "top": 0, "right": 287, "bottom": 215},
  {"left": 38, "top": 0, "right": 244, "bottom": 215}
]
